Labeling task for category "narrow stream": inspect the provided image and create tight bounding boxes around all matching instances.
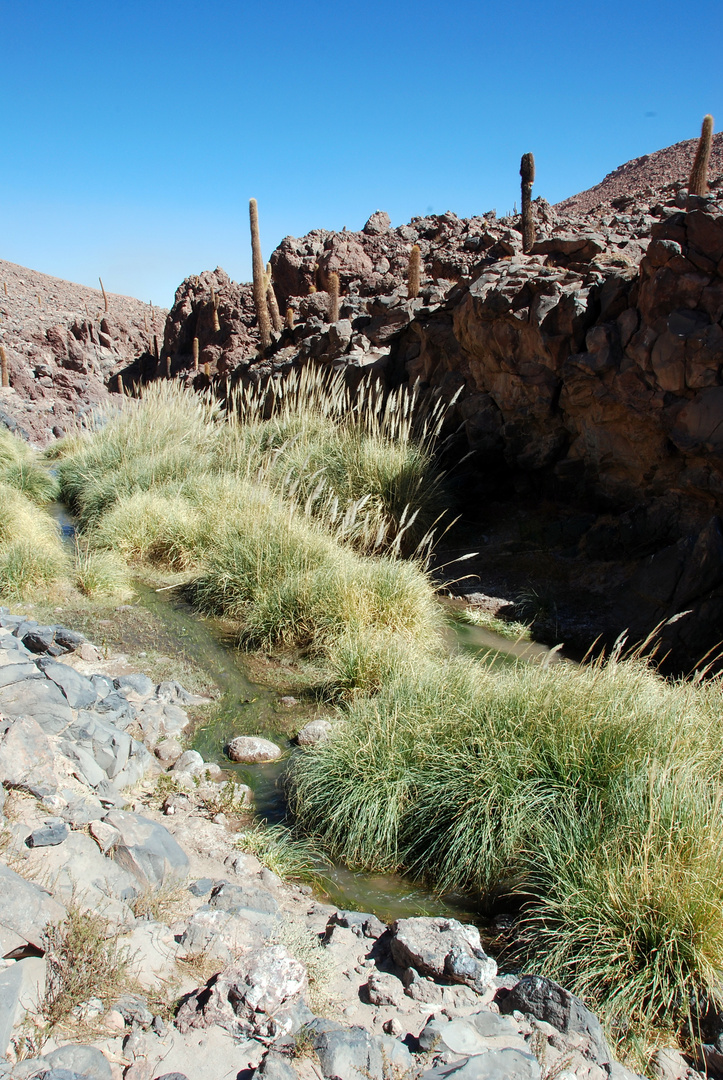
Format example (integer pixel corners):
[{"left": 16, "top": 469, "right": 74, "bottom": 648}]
[{"left": 49, "top": 501, "right": 561, "bottom": 924}]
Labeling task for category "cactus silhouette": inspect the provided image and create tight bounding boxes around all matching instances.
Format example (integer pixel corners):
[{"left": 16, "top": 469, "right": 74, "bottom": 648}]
[
  {"left": 0, "top": 345, "right": 8, "bottom": 388},
  {"left": 99, "top": 277, "right": 109, "bottom": 313},
  {"left": 192, "top": 336, "right": 200, "bottom": 371},
  {"left": 249, "top": 198, "right": 271, "bottom": 350},
  {"left": 265, "top": 263, "right": 283, "bottom": 332},
  {"left": 408, "top": 245, "right": 421, "bottom": 299},
  {"left": 328, "top": 271, "right": 340, "bottom": 322},
  {"left": 285, "top": 307, "right": 295, "bottom": 330},
  {"left": 520, "top": 153, "right": 536, "bottom": 253},
  {"left": 689, "top": 115, "right": 715, "bottom": 196},
  {"left": 211, "top": 287, "right": 220, "bottom": 333}
]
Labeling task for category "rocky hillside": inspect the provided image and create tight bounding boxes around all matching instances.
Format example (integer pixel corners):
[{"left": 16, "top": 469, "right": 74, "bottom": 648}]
[
  {"left": 0, "top": 260, "right": 164, "bottom": 444},
  {"left": 556, "top": 131, "right": 723, "bottom": 215}
]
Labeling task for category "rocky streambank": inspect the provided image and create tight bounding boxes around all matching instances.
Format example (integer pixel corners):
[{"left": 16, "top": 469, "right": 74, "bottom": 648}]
[{"left": 0, "top": 607, "right": 701, "bottom": 1080}]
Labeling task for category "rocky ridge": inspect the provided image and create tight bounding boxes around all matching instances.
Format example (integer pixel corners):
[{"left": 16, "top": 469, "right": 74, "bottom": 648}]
[
  {"left": 0, "top": 260, "right": 165, "bottom": 444},
  {"left": 0, "top": 607, "right": 689, "bottom": 1080}
]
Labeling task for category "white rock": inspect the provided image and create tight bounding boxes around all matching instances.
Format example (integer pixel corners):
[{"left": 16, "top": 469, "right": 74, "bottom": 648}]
[{"left": 226, "top": 736, "right": 282, "bottom": 763}]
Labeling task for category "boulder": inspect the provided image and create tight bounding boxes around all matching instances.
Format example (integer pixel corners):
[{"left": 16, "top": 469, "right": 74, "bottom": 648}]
[
  {"left": 26, "top": 820, "right": 69, "bottom": 847},
  {"left": 42, "top": 1044, "right": 112, "bottom": 1080},
  {"left": 39, "top": 660, "right": 97, "bottom": 709},
  {"left": 390, "top": 916, "right": 497, "bottom": 992},
  {"left": 170, "top": 749, "right": 207, "bottom": 776},
  {"left": 0, "top": 714, "right": 59, "bottom": 800},
  {"left": 296, "top": 719, "right": 333, "bottom": 746},
  {"left": 102, "top": 810, "right": 190, "bottom": 887},
  {"left": 0, "top": 863, "right": 66, "bottom": 959},
  {"left": 226, "top": 736, "right": 283, "bottom": 763},
  {"left": 311, "top": 1020, "right": 413, "bottom": 1080},
  {"left": 500, "top": 974, "right": 611, "bottom": 1066},
  {"left": 418, "top": 1049, "right": 541, "bottom": 1079},
  {"left": 0, "top": 679, "right": 73, "bottom": 734}
]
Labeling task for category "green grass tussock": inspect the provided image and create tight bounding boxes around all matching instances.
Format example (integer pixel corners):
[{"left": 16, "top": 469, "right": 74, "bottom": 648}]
[
  {"left": 0, "top": 427, "right": 59, "bottom": 503},
  {"left": 53, "top": 379, "right": 446, "bottom": 692},
  {"left": 289, "top": 650, "right": 723, "bottom": 1045},
  {"left": 0, "top": 481, "right": 66, "bottom": 598}
]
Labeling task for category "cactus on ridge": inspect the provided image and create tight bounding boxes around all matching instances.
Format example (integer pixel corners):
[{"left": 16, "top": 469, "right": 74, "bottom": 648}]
[
  {"left": 520, "top": 153, "right": 536, "bottom": 253},
  {"left": 328, "top": 271, "right": 340, "bottom": 323},
  {"left": 689, "top": 115, "right": 715, "bottom": 196},
  {"left": 211, "top": 287, "right": 221, "bottom": 333},
  {"left": 265, "top": 263, "right": 283, "bottom": 332},
  {"left": 249, "top": 198, "right": 272, "bottom": 350},
  {"left": 1, "top": 345, "right": 9, "bottom": 388},
  {"left": 407, "top": 245, "right": 421, "bottom": 299}
]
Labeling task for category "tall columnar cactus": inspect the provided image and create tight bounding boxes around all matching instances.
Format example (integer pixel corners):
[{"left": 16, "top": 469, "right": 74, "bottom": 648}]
[
  {"left": 689, "top": 115, "right": 715, "bottom": 196},
  {"left": 99, "top": 277, "right": 109, "bottom": 313},
  {"left": 285, "top": 307, "right": 295, "bottom": 331},
  {"left": 165, "top": 356, "right": 172, "bottom": 379},
  {"left": 520, "top": 153, "right": 536, "bottom": 253},
  {"left": 328, "top": 271, "right": 340, "bottom": 323},
  {"left": 407, "top": 245, "right": 421, "bottom": 299},
  {"left": 0, "top": 345, "right": 8, "bottom": 388},
  {"left": 192, "top": 336, "right": 200, "bottom": 371},
  {"left": 249, "top": 198, "right": 271, "bottom": 350},
  {"left": 211, "top": 287, "right": 221, "bottom": 333},
  {"left": 265, "top": 263, "right": 283, "bottom": 332}
]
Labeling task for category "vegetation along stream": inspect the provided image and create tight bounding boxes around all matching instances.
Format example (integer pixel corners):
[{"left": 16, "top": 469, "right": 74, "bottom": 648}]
[{"left": 135, "top": 579, "right": 546, "bottom": 924}]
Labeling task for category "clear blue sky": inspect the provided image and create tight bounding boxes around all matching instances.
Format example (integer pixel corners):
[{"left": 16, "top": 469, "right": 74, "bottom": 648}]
[{"left": 1, "top": 0, "right": 721, "bottom": 307}]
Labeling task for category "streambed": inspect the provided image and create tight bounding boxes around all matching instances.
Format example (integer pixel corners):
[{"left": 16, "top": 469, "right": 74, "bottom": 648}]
[{"left": 49, "top": 501, "right": 561, "bottom": 923}]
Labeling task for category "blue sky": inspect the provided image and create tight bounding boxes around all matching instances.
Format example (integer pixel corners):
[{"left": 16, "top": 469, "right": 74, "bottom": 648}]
[{"left": 1, "top": 0, "right": 721, "bottom": 307}]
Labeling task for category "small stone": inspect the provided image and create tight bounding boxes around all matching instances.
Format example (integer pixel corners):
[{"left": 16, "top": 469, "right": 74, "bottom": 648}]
[
  {"left": 383, "top": 1017, "right": 403, "bottom": 1037},
  {"left": 89, "top": 819, "right": 121, "bottom": 854},
  {"left": 105, "top": 1009, "right": 126, "bottom": 1031},
  {"left": 279, "top": 696, "right": 298, "bottom": 707},
  {"left": 26, "top": 820, "right": 69, "bottom": 847},
  {"left": 77, "top": 642, "right": 102, "bottom": 662},
  {"left": 154, "top": 738, "right": 183, "bottom": 767},
  {"left": 296, "top": 719, "right": 333, "bottom": 746}
]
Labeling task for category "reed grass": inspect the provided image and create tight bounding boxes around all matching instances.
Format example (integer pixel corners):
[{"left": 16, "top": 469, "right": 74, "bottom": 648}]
[
  {"left": 0, "top": 481, "right": 66, "bottom": 598},
  {"left": 289, "top": 645, "right": 723, "bottom": 1048},
  {"left": 51, "top": 378, "right": 446, "bottom": 691}
]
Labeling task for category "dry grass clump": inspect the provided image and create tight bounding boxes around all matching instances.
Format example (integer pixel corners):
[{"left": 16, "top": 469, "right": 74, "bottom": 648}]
[{"left": 40, "top": 906, "right": 135, "bottom": 1029}]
